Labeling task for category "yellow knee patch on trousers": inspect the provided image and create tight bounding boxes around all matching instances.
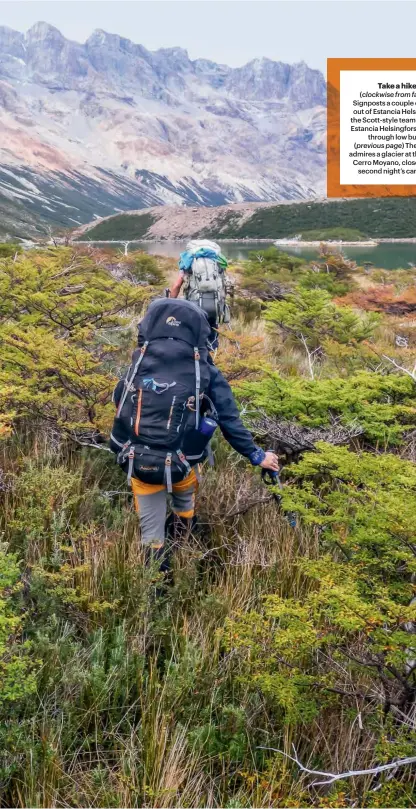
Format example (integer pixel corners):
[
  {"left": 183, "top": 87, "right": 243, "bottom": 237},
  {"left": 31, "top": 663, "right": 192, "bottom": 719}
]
[
  {"left": 174, "top": 508, "right": 195, "bottom": 519},
  {"left": 172, "top": 468, "right": 199, "bottom": 493}
]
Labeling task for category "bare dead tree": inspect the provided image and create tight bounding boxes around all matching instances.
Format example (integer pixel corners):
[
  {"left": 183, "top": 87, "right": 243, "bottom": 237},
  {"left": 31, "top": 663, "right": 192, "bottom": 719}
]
[
  {"left": 382, "top": 353, "right": 416, "bottom": 383},
  {"left": 258, "top": 744, "right": 416, "bottom": 788},
  {"left": 119, "top": 241, "right": 131, "bottom": 257},
  {"left": 247, "top": 411, "right": 364, "bottom": 459},
  {"left": 300, "top": 332, "right": 321, "bottom": 380}
]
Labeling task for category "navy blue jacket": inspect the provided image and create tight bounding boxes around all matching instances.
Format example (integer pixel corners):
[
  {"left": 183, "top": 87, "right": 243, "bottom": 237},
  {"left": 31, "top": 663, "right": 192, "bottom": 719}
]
[{"left": 205, "top": 361, "right": 259, "bottom": 459}]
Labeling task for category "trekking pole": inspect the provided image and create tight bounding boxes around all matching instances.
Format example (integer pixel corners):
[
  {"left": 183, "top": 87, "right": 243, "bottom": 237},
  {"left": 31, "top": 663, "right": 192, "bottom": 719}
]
[
  {"left": 261, "top": 456, "right": 297, "bottom": 528},
  {"left": 261, "top": 467, "right": 283, "bottom": 502}
]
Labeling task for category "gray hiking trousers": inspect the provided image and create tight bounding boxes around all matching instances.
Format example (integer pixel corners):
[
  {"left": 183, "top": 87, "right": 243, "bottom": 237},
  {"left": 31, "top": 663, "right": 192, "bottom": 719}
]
[{"left": 131, "top": 468, "right": 198, "bottom": 547}]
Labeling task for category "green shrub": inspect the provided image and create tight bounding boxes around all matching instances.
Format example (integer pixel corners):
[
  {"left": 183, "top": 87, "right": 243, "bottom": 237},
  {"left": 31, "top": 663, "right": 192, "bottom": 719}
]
[
  {"left": 0, "top": 243, "right": 22, "bottom": 257},
  {"left": 298, "top": 269, "right": 354, "bottom": 296},
  {"left": 0, "top": 247, "right": 156, "bottom": 440},
  {"left": 238, "top": 370, "right": 416, "bottom": 446},
  {"left": 0, "top": 547, "right": 37, "bottom": 712},
  {"left": 127, "top": 252, "right": 164, "bottom": 285},
  {"left": 224, "top": 444, "right": 416, "bottom": 728},
  {"left": 264, "top": 287, "right": 379, "bottom": 349}
]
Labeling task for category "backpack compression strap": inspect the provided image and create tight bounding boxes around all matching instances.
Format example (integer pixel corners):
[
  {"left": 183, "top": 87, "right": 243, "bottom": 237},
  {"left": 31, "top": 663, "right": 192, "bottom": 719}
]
[
  {"left": 194, "top": 347, "right": 200, "bottom": 429},
  {"left": 116, "top": 341, "right": 149, "bottom": 417},
  {"left": 165, "top": 452, "right": 172, "bottom": 492},
  {"left": 127, "top": 447, "right": 135, "bottom": 485}
]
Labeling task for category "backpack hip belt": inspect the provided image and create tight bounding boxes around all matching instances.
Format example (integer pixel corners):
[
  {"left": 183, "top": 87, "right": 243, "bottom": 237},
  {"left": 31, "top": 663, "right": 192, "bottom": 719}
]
[{"left": 117, "top": 442, "right": 193, "bottom": 492}]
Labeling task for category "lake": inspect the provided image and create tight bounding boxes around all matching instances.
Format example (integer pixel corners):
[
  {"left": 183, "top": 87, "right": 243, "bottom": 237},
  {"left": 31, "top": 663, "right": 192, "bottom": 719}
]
[
  {"left": 86, "top": 240, "right": 416, "bottom": 270},
  {"left": 143, "top": 241, "right": 416, "bottom": 270}
]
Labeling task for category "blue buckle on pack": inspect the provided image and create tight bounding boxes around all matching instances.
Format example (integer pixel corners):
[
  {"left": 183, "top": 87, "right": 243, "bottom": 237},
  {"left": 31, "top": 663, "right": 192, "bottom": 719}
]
[{"left": 143, "top": 378, "right": 176, "bottom": 394}]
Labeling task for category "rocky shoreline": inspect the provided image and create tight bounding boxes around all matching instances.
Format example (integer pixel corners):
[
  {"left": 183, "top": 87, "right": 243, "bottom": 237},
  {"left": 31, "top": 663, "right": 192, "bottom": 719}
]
[
  {"left": 73, "top": 237, "right": 416, "bottom": 246},
  {"left": 273, "top": 239, "right": 378, "bottom": 247}
]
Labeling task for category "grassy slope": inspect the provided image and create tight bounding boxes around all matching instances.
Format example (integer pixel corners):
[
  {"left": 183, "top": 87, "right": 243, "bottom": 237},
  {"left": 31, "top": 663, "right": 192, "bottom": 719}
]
[
  {"left": 0, "top": 166, "right": 164, "bottom": 241},
  {"left": 0, "top": 193, "right": 50, "bottom": 241},
  {"left": 76, "top": 212, "right": 157, "bottom": 241}
]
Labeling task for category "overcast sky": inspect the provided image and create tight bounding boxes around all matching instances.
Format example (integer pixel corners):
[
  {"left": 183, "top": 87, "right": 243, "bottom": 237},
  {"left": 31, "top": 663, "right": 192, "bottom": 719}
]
[{"left": 0, "top": 0, "right": 414, "bottom": 74}]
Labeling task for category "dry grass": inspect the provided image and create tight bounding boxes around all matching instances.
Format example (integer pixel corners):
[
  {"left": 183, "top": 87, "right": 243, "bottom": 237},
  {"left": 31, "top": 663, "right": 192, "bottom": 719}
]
[{"left": 0, "top": 430, "right": 349, "bottom": 808}]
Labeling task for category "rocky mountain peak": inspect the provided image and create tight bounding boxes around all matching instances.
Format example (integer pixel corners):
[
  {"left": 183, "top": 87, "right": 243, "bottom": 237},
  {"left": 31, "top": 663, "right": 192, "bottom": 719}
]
[
  {"left": 156, "top": 46, "right": 190, "bottom": 69},
  {"left": 0, "top": 25, "right": 24, "bottom": 44},
  {"left": 86, "top": 28, "right": 139, "bottom": 54},
  {"left": 0, "top": 22, "right": 326, "bottom": 107},
  {"left": 0, "top": 21, "right": 326, "bottom": 230},
  {"left": 0, "top": 25, "right": 25, "bottom": 64},
  {"left": 86, "top": 27, "right": 110, "bottom": 44},
  {"left": 26, "top": 21, "right": 65, "bottom": 43}
]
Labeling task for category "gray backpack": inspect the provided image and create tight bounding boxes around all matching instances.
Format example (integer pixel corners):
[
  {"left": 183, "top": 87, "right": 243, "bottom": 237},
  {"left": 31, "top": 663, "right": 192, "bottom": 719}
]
[{"left": 184, "top": 255, "right": 229, "bottom": 325}]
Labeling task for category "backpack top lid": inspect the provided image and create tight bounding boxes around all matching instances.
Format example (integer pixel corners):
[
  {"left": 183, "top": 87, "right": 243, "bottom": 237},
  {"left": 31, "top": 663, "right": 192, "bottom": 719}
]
[
  {"left": 139, "top": 297, "right": 212, "bottom": 348},
  {"left": 186, "top": 239, "right": 221, "bottom": 255}
]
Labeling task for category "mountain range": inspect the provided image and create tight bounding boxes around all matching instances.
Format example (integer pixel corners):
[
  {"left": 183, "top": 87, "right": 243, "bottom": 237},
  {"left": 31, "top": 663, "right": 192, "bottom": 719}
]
[{"left": 0, "top": 22, "right": 326, "bottom": 239}]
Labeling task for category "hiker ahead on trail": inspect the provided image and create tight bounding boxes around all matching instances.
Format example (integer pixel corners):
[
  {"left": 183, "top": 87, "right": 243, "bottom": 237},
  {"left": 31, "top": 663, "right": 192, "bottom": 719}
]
[
  {"left": 110, "top": 297, "right": 278, "bottom": 568},
  {"left": 170, "top": 240, "right": 231, "bottom": 350}
]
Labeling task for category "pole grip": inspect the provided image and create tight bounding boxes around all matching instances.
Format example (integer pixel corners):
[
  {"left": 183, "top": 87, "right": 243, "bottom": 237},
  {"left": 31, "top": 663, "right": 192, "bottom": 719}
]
[{"left": 261, "top": 449, "right": 283, "bottom": 490}]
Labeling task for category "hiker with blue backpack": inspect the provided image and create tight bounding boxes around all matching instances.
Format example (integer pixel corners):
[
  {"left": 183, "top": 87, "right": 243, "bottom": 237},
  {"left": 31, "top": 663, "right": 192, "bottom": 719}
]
[
  {"left": 170, "top": 239, "right": 232, "bottom": 351},
  {"left": 110, "top": 297, "right": 279, "bottom": 571}
]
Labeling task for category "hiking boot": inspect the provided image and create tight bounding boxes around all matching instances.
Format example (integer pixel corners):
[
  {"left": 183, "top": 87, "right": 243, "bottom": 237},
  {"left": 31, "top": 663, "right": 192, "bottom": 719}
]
[{"left": 164, "top": 512, "right": 175, "bottom": 546}]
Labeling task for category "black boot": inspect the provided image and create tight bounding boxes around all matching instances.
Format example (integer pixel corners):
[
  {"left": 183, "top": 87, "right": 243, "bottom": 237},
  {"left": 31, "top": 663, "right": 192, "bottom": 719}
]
[{"left": 164, "top": 512, "right": 176, "bottom": 546}]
